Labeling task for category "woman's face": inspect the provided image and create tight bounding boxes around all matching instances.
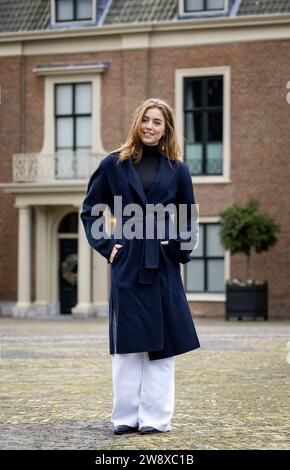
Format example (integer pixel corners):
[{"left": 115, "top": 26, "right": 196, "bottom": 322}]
[{"left": 139, "top": 107, "right": 166, "bottom": 146}]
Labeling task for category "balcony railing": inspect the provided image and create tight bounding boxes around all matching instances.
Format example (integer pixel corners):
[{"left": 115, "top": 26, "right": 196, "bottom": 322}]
[{"left": 13, "top": 152, "right": 103, "bottom": 183}]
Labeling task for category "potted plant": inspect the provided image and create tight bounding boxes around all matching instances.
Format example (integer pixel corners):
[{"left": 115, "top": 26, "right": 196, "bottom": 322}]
[{"left": 219, "top": 198, "right": 280, "bottom": 321}]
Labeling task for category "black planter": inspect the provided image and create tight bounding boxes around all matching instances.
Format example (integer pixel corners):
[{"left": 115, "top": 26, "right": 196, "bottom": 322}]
[{"left": 225, "top": 281, "right": 268, "bottom": 321}]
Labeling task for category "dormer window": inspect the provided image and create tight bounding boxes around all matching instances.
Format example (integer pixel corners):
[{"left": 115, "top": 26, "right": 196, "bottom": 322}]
[
  {"left": 52, "top": 0, "right": 95, "bottom": 24},
  {"left": 180, "top": 0, "right": 228, "bottom": 16}
]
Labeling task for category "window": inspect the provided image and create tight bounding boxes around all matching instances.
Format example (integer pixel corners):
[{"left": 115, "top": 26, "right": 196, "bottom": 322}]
[
  {"left": 185, "top": 0, "right": 225, "bottom": 12},
  {"left": 184, "top": 76, "right": 223, "bottom": 176},
  {"left": 175, "top": 66, "right": 230, "bottom": 183},
  {"left": 58, "top": 212, "right": 78, "bottom": 233},
  {"left": 55, "top": 0, "right": 93, "bottom": 22},
  {"left": 34, "top": 63, "right": 108, "bottom": 181},
  {"left": 180, "top": 0, "right": 228, "bottom": 16},
  {"left": 55, "top": 82, "right": 92, "bottom": 178},
  {"left": 185, "top": 223, "right": 225, "bottom": 293}
]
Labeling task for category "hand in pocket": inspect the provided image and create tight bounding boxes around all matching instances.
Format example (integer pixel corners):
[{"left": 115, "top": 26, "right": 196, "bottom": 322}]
[{"left": 109, "top": 244, "right": 123, "bottom": 264}]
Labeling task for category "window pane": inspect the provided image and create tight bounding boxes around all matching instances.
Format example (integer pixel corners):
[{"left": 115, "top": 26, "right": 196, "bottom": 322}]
[
  {"left": 191, "top": 224, "right": 203, "bottom": 257},
  {"left": 206, "top": 143, "right": 223, "bottom": 174},
  {"left": 76, "top": 116, "right": 91, "bottom": 148},
  {"left": 56, "top": 118, "right": 73, "bottom": 148},
  {"left": 186, "top": 144, "right": 202, "bottom": 174},
  {"left": 56, "top": 0, "right": 73, "bottom": 21},
  {"left": 58, "top": 213, "right": 78, "bottom": 233},
  {"left": 207, "top": 0, "right": 225, "bottom": 10},
  {"left": 207, "top": 77, "right": 223, "bottom": 107},
  {"left": 206, "top": 224, "right": 224, "bottom": 257},
  {"left": 185, "top": 79, "right": 202, "bottom": 109},
  {"left": 186, "top": 260, "right": 205, "bottom": 291},
  {"left": 56, "top": 149, "right": 74, "bottom": 178},
  {"left": 76, "top": 0, "right": 92, "bottom": 19},
  {"left": 185, "top": 112, "right": 202, "bottom": 143},
  {"left": 185, "top": 0, "right": 203, "bottom": 11},
  {"left": 185, "top": 112, "right": 203, "bottom": 174},
  {"left": 208, "top": 260, "right": 225, "bottom": 291},
  {"left": 56, "top": 85, "right": 72, "bottom": 115},
  {"left": 208, "top": 111, "right": 222, "bottom": 141},
  {"left": 75, "top": 83, "right": 92, "bottom": 114},
  {"left": 75, "top": 149, "right": 91, "bottom": 178}
]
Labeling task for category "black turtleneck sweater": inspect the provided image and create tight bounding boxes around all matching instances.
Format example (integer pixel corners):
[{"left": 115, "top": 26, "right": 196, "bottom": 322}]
[{"left": 133, "top": 143, "right": 162, "bottom": 195}]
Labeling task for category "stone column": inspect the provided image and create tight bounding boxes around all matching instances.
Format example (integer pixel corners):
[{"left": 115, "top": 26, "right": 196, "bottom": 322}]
[
  {"left": 13, "top": 206, "right": 32, "bottom": 316},
  {"left": 33, "top": 207, "right": 49, "bottom": 315},
  {"left": 71, "top": 208, "right": 96, "bottom": 317}
]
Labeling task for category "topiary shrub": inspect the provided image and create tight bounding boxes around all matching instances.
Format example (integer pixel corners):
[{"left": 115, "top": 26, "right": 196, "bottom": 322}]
[{"left": 219, "top": 198, "right": 281, "bottom": 284}]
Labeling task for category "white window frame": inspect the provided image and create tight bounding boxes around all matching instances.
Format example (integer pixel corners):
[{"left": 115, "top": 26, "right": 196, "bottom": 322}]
[
  {"left": 185, "top": 217, "right": 230, "bottom": 303},
  {"left": 179, "top": 0, "right": 229, "bottom": 17},
  {"left": 51, "top": 0, "right": 96, "bottom": 26},
  {"left": 35, "top": 70, "right": 107, "bottom": 180},
  {"left": 175, "top": 66, "right": 231, "bottom": 184}
]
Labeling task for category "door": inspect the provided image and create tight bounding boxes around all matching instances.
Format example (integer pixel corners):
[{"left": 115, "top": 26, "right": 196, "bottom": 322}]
[{"left": 59, "top": 238, "right": 78, "bottom": 314}]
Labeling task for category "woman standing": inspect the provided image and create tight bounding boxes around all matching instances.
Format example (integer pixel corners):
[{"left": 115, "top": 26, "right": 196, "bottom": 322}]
[{"left": 81, "top": 98, "right": 200, "bottom": 436}]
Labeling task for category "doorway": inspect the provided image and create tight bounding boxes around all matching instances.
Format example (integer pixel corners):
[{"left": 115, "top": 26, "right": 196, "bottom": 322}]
[{"left": 58, "top": 212, "right": 78, "bottom": 314}]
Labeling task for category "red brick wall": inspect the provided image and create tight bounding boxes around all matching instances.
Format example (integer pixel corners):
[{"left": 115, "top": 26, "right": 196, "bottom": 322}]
[
  {"left": 0, "top": 39, "right": 289, "bottom": 317},
  {"left": 0, "top": 58, "right": 22, "bottom": 300}
]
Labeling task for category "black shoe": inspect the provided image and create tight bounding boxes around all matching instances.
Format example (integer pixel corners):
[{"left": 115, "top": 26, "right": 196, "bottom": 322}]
[
  {"left": 114, "top": 425, "right": 139, "bottom": 435},
  {"left": 139, "top": 426, "right": 163, "bottom": 434}
]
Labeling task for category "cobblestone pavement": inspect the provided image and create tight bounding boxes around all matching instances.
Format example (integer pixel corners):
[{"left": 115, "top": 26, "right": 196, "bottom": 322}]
[{"left": 0, "top": 316, "right": 290, "bottom": 450}]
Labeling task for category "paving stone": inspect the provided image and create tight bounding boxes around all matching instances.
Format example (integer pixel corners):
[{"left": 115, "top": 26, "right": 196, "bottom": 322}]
[{"left": 0, "top": 317, "right": 290, "bottom": 450}]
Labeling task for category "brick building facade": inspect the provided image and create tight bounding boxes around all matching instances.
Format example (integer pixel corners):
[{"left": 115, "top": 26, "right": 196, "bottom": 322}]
[{"left": 0, "top": 0, "right": 289, "bottom": 318}]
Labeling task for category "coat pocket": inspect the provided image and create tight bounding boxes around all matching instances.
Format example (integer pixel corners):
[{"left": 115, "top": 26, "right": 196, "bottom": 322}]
[
  {"left": 166, "top": 239, "right": 192, "bottom": 264},
  {"left": 160, "top": 240, "right": 179, "bottom": 264}
]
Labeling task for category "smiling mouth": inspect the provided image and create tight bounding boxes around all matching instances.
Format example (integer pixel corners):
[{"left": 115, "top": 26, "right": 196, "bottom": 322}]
[{"left": 143, "top": 132, "right": 154, "bottom": 136}]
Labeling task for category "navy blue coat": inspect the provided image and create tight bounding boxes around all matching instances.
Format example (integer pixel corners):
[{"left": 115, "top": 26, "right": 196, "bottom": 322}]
[{"left": 81, "top": 151, "right": 200, "bottom": 360}]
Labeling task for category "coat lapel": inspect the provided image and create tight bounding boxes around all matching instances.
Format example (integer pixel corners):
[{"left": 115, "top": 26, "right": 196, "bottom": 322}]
[{"left": 123, "top": 154, "right": 178, "bottom": 206}]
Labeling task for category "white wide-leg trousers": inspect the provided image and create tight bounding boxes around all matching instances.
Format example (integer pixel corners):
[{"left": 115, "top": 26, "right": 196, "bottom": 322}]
[{"left": 111, "top": 352, "right": 175, "bottom": 432}]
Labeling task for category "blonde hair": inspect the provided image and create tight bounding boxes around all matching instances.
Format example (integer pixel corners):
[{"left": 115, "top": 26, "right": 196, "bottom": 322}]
[{"left": 111, "top": 98, "right": 183, "bottom": 164}]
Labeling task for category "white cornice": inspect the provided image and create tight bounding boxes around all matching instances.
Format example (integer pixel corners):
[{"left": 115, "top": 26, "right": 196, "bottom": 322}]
[
  {"left": 33, "top": 62, "right": 110, "bottom": 76},
  {"left": 0, "top": 14, "right": 290, "bottom": 57},
  {"left": 0, "top": 182, "right": 87, "bottom": 194},
  {"left": 0, "top": 13, "right": 290, "bottom": 43}
]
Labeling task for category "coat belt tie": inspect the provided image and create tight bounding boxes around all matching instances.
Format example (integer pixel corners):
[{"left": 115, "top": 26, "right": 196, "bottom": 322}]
[{"left": 116, "top": 209, "right": 166, "bottom": 285}]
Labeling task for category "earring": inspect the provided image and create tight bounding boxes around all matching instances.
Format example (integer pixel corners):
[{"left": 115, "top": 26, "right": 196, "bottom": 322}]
[{"left": 162, "top": 135, "right": 165, "bottom": 151}]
